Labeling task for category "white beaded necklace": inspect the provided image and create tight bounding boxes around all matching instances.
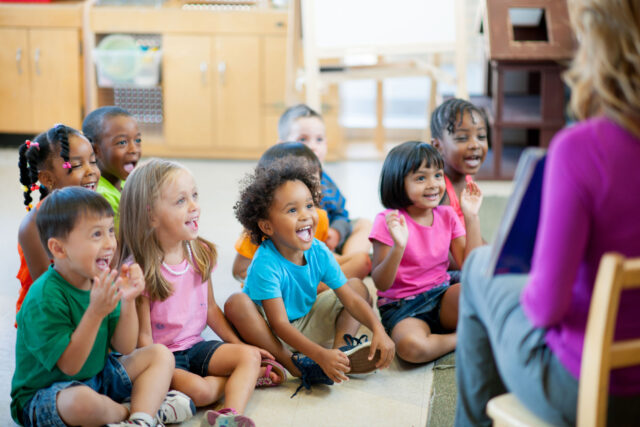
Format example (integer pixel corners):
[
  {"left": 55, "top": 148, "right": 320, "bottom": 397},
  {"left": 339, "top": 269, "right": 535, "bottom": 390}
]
[{"left": 162, "top": 243, "right": 193, "bottom": 276}]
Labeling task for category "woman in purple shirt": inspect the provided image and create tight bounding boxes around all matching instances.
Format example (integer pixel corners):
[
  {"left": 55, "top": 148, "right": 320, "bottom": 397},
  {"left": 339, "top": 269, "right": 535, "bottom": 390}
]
[{"left": 454, "top": 1, "right": 640, "bottom": 425}]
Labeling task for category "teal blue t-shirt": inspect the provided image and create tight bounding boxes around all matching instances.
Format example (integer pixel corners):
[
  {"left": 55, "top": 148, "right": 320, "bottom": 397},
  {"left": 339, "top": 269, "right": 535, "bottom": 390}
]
[
  {"left": 11, "top": 266, "right": 120, "bottom": 423},
  {"left": 243, "top": 239, "right": 347, "bottom": 321}
]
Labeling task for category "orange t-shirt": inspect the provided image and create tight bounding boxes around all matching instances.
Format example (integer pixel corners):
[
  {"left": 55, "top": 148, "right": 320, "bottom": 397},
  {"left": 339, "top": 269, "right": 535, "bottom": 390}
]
[
  {"left": 235, "top": 208, "right": 330, "bottom": 259},
  {"left": 16, "top": 201, "right": 47, "bottom": 322}
]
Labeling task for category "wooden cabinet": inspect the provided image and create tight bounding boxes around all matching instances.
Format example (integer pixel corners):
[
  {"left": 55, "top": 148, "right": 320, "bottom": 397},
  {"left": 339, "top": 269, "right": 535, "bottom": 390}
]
[
  {"left": 89, "top": 6, "right": 290, "bottom": 159},
  {"left": 163, "top": 34, "right": 263, "bottom": 156},
  {"left": 0, "top": 4, "right": 83, "bottom": 134},
  {"left": 163, "top": 35, "right": 215, "bottom": 151}
]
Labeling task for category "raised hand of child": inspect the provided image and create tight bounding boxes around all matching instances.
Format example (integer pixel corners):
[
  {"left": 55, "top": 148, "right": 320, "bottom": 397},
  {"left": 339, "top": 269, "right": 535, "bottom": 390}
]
[
  {"left": 116, "top": 263, "right": 145, "bottom": 302},
  {"left": 370, "top": 330, "right": 396, "bottom": 369},
  {"left": 385, "top": 210, "right": 409, "bottom": 248},
  {"left": 460, "top": 181, "right": 483, "bottom": 217},
  {"left": 88, "top": 269, "right": 120, "bottom": 319},
  {"left": 317, "top": 348, "right": 350, "bottom": 383},
  {"left": 325, "top": 227, "right": 340, "bottom": 251}
]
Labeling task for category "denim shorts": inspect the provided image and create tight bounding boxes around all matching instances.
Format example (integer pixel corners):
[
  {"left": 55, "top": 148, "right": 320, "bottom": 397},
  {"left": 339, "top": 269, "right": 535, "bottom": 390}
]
[
  {"left": 378, "top": 283, "right": 451, "bottom": 335},
  {"left": 173, "top": 339, "right": 224, "bottom": 377},
  {"left": 21, "top": 353, "right": 131, "bottom": 427}
]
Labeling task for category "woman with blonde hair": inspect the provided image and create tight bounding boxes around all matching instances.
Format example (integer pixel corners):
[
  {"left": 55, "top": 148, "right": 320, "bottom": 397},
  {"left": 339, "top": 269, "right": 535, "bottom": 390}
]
[{"left": 454, "top": 1, "right": 640, "bottom": 425}]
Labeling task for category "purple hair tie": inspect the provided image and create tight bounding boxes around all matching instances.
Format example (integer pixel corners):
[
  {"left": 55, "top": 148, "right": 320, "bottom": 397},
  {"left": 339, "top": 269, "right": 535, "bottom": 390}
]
[{"left": 62, "top": 162, "right": 72, "bottom": 169}]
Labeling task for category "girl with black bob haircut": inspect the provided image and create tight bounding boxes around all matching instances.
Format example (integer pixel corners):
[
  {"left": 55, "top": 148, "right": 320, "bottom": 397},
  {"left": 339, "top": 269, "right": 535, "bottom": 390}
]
[{"left": 370, "top": 141, "right": 483, "bottom": 365}]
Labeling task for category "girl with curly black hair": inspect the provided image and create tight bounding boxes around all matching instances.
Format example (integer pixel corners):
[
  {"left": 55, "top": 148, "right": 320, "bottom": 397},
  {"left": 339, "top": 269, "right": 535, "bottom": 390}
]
[{"left": 225, "top": 157, "right": 395, "bottom": 396}]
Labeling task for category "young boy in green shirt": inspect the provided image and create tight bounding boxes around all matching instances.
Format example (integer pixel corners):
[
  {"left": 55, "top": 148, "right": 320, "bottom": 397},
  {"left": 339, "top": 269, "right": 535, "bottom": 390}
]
[
  {"left": 83, "top": 106, "right": 142, "bottom": 231},
  {"left": 11, "top": 187, "right": 195, "bottom": 427}
]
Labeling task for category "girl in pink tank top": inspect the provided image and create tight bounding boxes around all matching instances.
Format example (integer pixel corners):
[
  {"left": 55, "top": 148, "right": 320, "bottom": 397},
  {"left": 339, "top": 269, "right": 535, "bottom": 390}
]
[{"left": 119, "top": 159, "right": 286, "bottom": 427}]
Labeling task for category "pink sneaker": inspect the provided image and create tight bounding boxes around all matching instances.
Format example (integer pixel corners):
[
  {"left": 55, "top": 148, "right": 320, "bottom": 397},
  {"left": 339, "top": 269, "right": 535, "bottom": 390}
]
[{"left": 204, "top": 408, "right": 255, "bottom": 427}]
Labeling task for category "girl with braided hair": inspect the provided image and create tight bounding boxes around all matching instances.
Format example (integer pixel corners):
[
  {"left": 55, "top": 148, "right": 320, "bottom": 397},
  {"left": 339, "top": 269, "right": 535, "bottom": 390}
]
[
  {"left": 16, "top": 124, "right": 100, "bottom": 322},
  {"left": 430, "top": 98, "right": 489, "bottom": 229}
]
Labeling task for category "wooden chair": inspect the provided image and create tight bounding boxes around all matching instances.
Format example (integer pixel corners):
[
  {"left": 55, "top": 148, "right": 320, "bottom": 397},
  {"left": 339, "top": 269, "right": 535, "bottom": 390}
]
[{"left": 487, "top": 253, "right": 640, "bottom": 427}]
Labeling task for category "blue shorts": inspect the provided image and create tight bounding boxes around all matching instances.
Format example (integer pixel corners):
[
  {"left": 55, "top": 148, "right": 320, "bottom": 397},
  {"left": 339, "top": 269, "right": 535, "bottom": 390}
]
[
  {"left": 173, "top": 340, "right": 224, "bottom": 377},
  {"left": 21, "top": 353, "right": 132, "bottom": 427},
  {"left": 378, "top": 283, "right": 451, "bottom": 335}
]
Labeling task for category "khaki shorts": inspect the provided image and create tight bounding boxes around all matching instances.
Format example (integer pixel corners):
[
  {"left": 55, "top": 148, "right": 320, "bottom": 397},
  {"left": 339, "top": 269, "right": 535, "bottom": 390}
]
[{"left": 258, "top": 290, "right": 344, "bottom": 352}]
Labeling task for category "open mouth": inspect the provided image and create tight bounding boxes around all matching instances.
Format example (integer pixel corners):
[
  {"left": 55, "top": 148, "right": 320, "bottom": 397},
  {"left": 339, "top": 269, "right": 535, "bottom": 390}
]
[
  {"left": 123, "top": 161, "right": 138, "bottom": 174},
  {"left": 82, "top": 182, "right": 97, "bottom": 191},
  {"left": 296, "top": 225, "right": 313, "bottom": 242},
  {"left": 96, "top": 256, "right": 111, "bottom": 271},
  {"left": 186, "top": 218, "right": 199, "bottom": 232},
  {"left": 423, "top": 192, "right": 441, "bottom": 202},
  {"left": 463, "top": 155, "right": 482, "bottom": 169}
]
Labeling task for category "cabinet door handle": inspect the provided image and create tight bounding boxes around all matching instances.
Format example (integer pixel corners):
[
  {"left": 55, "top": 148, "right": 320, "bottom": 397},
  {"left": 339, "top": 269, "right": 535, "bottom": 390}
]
[
  {"left": 218, "top": 61, "right": 226, "bottom": 85},
  {"left": 34, "top": 48, "right": 41, "bottom": 76},
  {"left": 16, "top": 48, "right": 23, "bottom": 74},
  {"left": 200, "top": 61, "right": 208, "bottom": 85}
]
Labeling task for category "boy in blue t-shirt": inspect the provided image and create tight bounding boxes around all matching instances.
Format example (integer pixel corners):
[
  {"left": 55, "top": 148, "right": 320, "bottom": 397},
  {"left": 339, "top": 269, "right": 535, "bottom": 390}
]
[
  {"left": 225, "top": 157, "right": 395, "bottom": 395},
  {"left": 10, "top": 187, "right": 195, "bottom": 427},
  {"left": 277, "top": 104, "right": 372, "bottom": 256}
]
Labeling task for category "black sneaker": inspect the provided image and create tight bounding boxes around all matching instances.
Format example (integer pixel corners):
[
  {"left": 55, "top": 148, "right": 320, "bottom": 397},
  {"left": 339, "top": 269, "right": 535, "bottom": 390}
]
[
  {"left": 290, "top": 353, "right": 334, "bottom": 397},
  {"left": 339, "top": 334, "right": 380, "bottom": 375}
]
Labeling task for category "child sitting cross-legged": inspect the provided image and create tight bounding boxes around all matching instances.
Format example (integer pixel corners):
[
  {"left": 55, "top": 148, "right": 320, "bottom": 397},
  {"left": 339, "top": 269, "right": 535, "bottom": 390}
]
[
  {"left": 225, "top": 157, "right": 395, "bottom": 396},
  {"left": 10, "top": 186, "right": 195, "bottom": 427},
  {"left": 120, "top": 159, "right": 283, "bottom": 427}
]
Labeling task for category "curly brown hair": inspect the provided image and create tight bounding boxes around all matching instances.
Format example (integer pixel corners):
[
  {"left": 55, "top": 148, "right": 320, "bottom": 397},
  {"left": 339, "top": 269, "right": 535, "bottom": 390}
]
[{"left": 234, "top": 157, "right": 321, "bottom": 245}]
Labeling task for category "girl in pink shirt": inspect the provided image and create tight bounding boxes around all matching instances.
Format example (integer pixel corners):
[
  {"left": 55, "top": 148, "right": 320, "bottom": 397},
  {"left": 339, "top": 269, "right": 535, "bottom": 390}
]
[
  {"left": 369, "top": 142, "right": 483, "bottom": 363},
  {"left": 119, "top": 159, "right": 285, "bottom": 427}
]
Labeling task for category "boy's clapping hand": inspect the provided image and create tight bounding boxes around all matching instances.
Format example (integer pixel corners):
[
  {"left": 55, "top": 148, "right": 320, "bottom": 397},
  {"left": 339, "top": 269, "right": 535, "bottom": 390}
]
[{"left": 88, "top": 269, "right": 120, "bottom": 318}]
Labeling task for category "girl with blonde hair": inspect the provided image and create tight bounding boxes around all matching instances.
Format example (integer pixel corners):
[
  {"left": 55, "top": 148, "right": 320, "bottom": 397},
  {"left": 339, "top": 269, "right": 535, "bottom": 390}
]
[
  {"left": 119, "top": 159, "right": 285, "bottom": 427},
  {"left": 454, "top": 1, "right": 640, "bottom": 425}
]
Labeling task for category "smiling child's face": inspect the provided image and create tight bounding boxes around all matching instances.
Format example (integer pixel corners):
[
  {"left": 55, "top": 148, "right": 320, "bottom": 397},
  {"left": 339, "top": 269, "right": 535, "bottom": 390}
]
[
  {"left": 404, "top": 160, "right": 446, "bottom": 211},
  {"left": 150, "top": 169, "right": 201, "bottom": 251},
  {"left": 52, "top": 212, "right": 116, "bottom": 290},
  {"left": 40, "top": 134, "right": 100, "bottom": 192},
  {"left": 259, "top": 179, "right": 319, "bottom": 264},
  {"left": 433, "top": 110, "right": 488, "bottom": 177},
  {"left": 94, "top": 115, "right": 141, "bottom": 188},
  {"left": 285, "top": 117, "right": 328, "bottom": 163}
]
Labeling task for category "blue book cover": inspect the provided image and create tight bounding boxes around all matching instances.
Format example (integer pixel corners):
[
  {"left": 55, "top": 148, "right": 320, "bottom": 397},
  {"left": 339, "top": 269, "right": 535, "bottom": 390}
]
[{"left": 486, "top": 148, "right": 547, "bottom": 276}]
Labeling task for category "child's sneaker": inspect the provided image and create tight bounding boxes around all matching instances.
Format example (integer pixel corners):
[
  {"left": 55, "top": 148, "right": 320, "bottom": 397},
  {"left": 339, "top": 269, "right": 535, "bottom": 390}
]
[
  {"left": 156, "top": 390, "right": 196, "bottom": 424},
  {"left": 107, "top": 418, "right": 153, "bottom": 426},
  {"left": 290, "top": 353, "right": 334, "bottom": 397},
  {"left": 203, "top": 408, "right": 255, "bottom": 427},
  {"left": 339, "top": 334, "right": 380, "bottom": 375}
]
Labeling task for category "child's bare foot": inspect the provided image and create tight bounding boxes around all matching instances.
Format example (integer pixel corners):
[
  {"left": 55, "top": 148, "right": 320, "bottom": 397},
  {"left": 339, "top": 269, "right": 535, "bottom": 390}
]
[{"left": 256, "top": 359, "right": 288, "bottom": 387}]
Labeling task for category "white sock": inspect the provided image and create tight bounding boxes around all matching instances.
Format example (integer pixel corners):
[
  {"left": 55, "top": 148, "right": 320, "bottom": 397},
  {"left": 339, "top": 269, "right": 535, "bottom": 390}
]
[{"left": 129, "top": 412, "right": 156, "bottom": 426}]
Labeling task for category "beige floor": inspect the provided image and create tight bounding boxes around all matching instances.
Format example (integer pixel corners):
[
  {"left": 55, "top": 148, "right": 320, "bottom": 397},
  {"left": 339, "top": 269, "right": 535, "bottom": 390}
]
[{"left": 0, "top": 147, "right": 512, "bottom": 426}]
